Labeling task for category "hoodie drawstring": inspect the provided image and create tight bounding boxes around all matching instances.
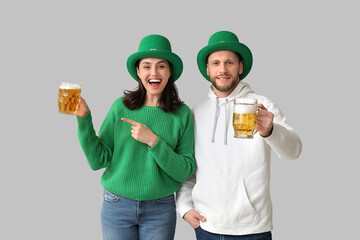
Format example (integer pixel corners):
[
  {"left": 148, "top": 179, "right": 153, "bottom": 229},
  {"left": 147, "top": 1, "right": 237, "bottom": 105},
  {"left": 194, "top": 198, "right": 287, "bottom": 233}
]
[
  {"left": 211, "top": 98, "right": 229, "bottom": 145},
  {"left": 224, "top": 99, "right": 229, "bottom": 145},
  {"left": 211, "top": 97, "right": 219, "bottom": 143},
  {"left": 208, "top": 81, "right": 255, "bottom": 145}
]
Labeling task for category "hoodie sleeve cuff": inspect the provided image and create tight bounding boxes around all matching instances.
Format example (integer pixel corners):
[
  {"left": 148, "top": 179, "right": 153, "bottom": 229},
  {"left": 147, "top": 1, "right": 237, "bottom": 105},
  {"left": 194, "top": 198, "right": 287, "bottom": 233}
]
[
  {"left": 263, "top": 123, "right": 302, "bottom": 160},
  {"left": 262, "top": 123, "right": 279, "bottom": 141},
  {"left": 176, "top": 204, "right": 194, "bottom": 218}
]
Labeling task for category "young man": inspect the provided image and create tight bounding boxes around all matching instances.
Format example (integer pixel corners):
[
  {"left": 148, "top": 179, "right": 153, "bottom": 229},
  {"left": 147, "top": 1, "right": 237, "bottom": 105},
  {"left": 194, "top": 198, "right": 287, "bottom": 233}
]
[{"left": 176, "top": 31, "right": 302, "bottom": 240}]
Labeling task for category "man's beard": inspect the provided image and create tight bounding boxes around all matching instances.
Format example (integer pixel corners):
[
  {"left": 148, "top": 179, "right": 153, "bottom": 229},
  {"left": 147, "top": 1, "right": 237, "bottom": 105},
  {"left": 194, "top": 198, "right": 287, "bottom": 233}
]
[{"left": 211, "top": 74, "right": 239, "bottom": 93}]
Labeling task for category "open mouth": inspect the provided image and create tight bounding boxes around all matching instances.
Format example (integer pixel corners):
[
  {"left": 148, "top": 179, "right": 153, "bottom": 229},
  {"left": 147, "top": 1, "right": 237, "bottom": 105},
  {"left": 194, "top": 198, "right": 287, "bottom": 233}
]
[{"left": 148, "top": 79, "right": 161, "bottom": 87}]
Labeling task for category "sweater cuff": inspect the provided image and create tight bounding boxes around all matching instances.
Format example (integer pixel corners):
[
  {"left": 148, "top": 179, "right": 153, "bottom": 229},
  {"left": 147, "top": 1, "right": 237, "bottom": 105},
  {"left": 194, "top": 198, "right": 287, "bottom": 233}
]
[
  {"left": 76, "top": 111, "right": 92, "bottom": 131},
  {"left": 148, "top": 135, "right": 162, "bottom": 151}
]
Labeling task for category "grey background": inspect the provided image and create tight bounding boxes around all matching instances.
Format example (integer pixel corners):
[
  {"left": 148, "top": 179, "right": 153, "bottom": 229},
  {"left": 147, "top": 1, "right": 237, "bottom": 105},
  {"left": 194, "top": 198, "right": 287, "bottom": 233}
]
[{"left": 1, "top": 0, "right": 359, "bottom": 239}]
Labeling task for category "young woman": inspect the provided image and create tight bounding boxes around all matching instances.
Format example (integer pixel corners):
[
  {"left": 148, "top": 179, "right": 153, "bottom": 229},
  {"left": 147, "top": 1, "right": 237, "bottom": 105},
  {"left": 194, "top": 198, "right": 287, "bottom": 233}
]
[{"left": 75, "top": 34, "right": 195, "bottom": 240}]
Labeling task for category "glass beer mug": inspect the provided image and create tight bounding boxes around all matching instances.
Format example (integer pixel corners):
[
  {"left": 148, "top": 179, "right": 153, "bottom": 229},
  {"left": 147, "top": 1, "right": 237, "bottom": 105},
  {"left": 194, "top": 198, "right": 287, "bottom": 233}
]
[
  {"left": 58, "top": 82, "right": 82, "bottom": 115},
  {"left": 233, "top": 98, "right": 258, "bottom": 139}
]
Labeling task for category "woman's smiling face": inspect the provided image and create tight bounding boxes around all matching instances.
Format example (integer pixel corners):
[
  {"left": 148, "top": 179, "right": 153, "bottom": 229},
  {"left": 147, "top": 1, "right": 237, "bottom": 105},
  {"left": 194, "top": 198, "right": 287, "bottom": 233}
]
[{"left": 136, "top": 58, "right": 171, "bottom": 98}]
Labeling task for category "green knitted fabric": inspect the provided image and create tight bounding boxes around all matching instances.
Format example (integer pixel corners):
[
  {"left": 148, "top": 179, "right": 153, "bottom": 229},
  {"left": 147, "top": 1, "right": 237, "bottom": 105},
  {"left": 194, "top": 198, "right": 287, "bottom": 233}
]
[{"left": 77, "top": 97, "right": 195, "bottom": 201}]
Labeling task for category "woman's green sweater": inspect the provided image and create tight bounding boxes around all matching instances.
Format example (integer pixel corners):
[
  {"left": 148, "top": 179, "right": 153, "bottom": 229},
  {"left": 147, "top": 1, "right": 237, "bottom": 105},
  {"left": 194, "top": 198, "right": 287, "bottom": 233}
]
[{"left": 77, "top": 97, "right": 195, "bottom": 201}]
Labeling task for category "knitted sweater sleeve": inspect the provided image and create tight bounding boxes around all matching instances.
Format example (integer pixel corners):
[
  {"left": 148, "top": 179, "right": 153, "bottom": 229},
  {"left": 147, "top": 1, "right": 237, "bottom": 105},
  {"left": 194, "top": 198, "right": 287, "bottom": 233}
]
[
  {"left": 149, "top": 106, "right": 195, "bottom": 183},
  {"left": 77, "top": 107, "right": 115, "bottom": 171}
]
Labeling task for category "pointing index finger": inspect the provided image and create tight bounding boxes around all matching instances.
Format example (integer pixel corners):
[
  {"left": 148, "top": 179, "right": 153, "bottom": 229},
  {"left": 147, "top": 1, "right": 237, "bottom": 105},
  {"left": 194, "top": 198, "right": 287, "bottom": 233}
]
[{"left": 121, "top": 118, "right": 139, "bottom": 125}]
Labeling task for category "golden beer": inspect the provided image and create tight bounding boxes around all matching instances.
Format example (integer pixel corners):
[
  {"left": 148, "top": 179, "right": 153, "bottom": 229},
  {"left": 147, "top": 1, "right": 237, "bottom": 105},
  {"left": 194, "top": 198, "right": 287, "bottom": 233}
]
[
  {"left": 233, "top": 98, "right": 258, "bottom": 139},
  {"left": 233, "top": 113, "right": 257, "bottom": 137},
  {"left": 58, "top": 82, "right": 81, "bottom": 115}
]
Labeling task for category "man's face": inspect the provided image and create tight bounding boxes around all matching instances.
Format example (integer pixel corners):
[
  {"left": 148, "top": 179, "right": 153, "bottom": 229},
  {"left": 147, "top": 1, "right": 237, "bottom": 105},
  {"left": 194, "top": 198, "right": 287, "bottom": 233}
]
[{"left": 206, "top": 50, "right": 243, "bottom": 98}]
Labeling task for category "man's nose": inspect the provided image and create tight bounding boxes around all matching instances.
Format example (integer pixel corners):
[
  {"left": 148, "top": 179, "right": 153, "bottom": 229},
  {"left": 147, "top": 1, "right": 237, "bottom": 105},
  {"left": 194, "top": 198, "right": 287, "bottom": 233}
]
[{"left": 219, "top": 62, "right": 226, "bottom": 73}]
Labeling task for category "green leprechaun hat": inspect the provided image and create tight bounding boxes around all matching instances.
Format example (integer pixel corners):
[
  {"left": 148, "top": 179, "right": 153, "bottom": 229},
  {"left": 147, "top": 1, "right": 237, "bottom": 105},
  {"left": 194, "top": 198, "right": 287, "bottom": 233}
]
[
  {"left": 127, "top": 34, "right": 183, "bottom": 81},
  {"left": 197, "top": 30, "right": 253, "bottom": 81}
]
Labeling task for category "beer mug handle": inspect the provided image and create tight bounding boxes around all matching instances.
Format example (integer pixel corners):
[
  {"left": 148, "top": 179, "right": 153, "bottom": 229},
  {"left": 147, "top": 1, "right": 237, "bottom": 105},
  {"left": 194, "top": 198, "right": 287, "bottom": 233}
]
[{"left": 254, "top": 107, "right": 261, "bottom": 135}]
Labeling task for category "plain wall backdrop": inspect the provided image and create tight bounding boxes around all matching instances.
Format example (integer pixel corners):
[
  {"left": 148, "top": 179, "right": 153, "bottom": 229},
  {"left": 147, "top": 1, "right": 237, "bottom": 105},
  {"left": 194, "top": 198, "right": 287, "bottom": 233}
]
[{"left": 1, "top": 0, "right": 359, "bottom": 239}]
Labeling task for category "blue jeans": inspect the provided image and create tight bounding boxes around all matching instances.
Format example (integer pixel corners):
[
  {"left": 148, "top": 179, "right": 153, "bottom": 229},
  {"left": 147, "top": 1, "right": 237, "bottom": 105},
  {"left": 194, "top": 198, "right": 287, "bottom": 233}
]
[
  {"left": 101, "top": 190, "right": 176, "bottom": 240},
  {"left": 195, "top": 227, "right": 272, "bottom": 240}
]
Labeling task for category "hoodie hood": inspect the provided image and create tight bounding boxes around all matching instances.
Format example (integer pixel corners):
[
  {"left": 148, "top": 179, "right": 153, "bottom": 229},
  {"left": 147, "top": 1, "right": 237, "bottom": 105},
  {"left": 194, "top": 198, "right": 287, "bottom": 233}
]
[
  {"left": 208, "top": 80, "right": 254, "bottom": 103},
  {"left": 208, "top": 81, "right": 255, "bottom": 144}
]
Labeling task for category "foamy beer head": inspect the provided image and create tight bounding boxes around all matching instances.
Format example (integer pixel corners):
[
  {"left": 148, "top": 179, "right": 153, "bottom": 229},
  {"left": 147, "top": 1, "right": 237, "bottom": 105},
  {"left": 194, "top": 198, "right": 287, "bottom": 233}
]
[
  {"left": 233, "top": 98, "right": 258, "bottom": 139},
  {"left": 58, "top": 82, "right": 81, "bottom": 115}
]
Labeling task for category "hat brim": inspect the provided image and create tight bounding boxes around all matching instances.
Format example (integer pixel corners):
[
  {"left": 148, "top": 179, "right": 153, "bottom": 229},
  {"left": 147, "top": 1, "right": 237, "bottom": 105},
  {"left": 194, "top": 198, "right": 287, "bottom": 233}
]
[
  {"left": 197, "top": 42, "right": 253, "bottom": 81},
  {"left": 127, "top": 51, "right": 183, "bottom": 81}
]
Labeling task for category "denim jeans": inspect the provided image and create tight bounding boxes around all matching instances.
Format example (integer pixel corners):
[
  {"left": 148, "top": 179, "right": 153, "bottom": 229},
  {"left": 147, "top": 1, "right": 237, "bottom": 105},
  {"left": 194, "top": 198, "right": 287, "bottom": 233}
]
[
  {"left": 101, "top": 190, "right": 176, "bottom": 240},
  {"left": 195, "top": 227, "right": 272, "bottom": 240}
]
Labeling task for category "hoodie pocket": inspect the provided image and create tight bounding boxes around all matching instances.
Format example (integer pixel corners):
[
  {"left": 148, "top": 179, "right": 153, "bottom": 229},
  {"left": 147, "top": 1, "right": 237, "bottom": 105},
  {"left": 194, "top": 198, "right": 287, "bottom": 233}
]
[
  {"left": 192, "top": 175, "right": 258, "bottom": 225},
  {"left": 232, "top": 178, "right": 258, "bottom": 223}
]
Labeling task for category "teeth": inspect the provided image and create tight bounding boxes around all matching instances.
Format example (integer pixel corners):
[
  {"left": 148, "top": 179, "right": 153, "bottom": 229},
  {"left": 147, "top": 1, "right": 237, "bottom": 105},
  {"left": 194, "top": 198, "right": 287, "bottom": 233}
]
[{"left": 149, "top": 79, "right": 161, "bottom": 83}]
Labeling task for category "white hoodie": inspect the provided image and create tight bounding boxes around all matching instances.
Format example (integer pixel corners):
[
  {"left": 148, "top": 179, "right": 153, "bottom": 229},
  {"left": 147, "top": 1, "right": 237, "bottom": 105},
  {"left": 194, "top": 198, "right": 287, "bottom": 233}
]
[{"left": 176, "top": 81, "right": 302, "bottom": 235}]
